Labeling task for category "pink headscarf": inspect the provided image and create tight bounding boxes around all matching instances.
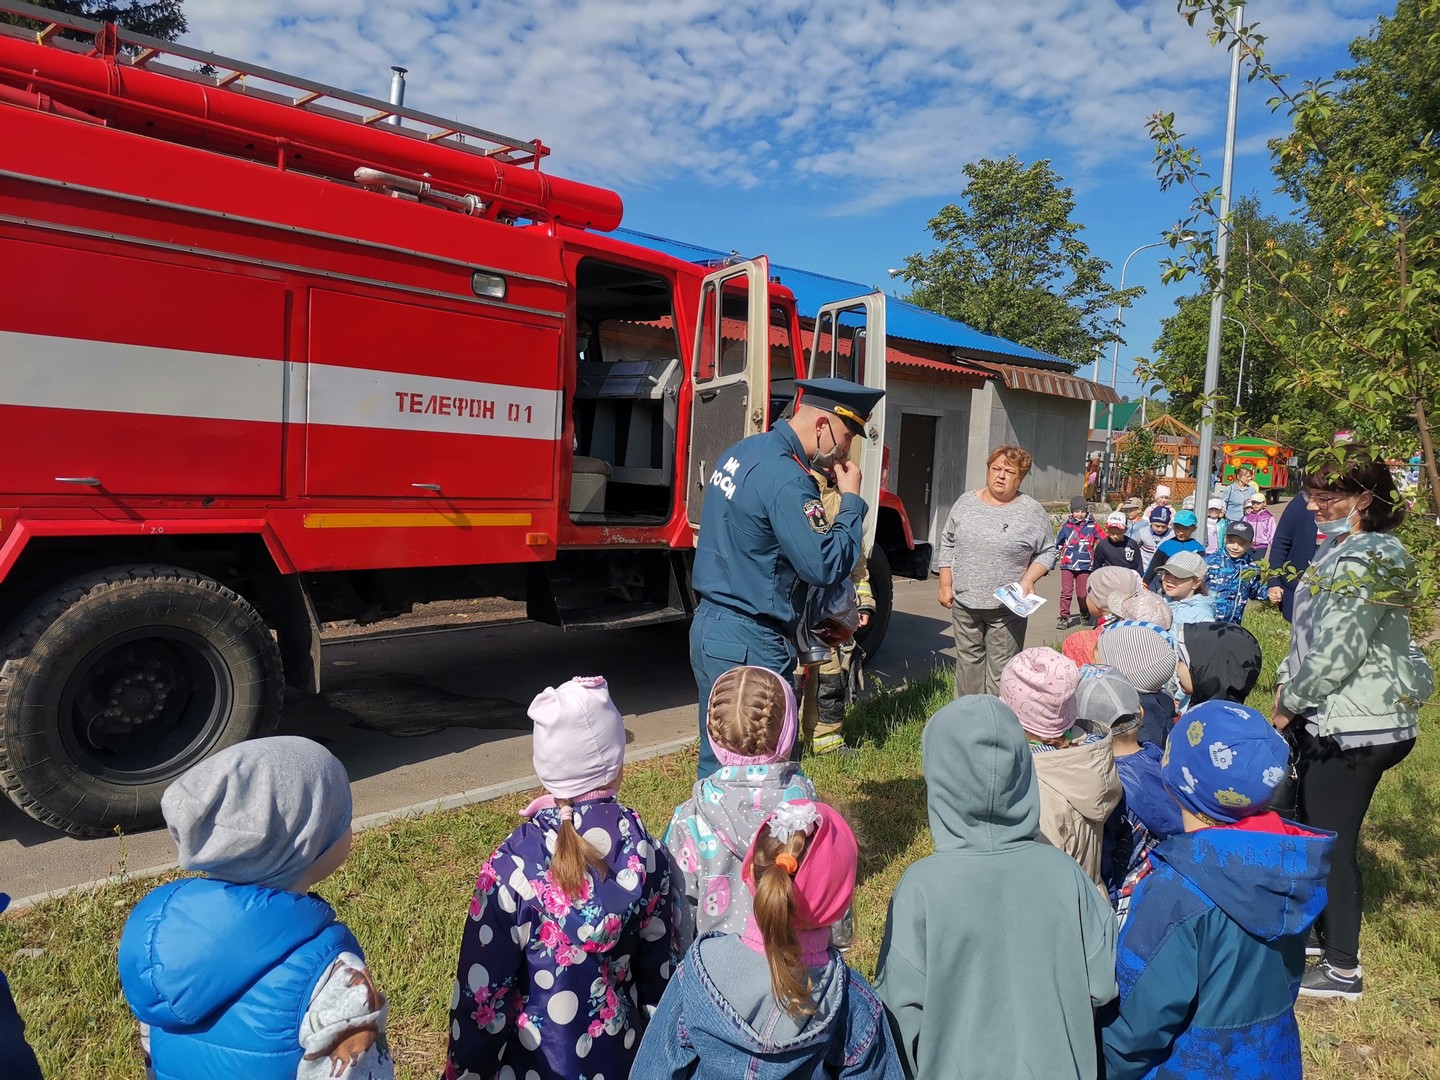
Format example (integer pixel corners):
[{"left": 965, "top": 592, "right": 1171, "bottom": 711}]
[
  {"left": 741, "top": 799, "right": 858, "bottom": 931},
  {"left": 708, "top": 667, "right": 799, "bottom": 768}
]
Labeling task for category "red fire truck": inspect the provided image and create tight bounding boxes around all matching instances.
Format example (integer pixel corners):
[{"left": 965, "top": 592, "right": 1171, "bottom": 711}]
[{"left": 0, "top": 3, "right": 924, "bottom": 835}]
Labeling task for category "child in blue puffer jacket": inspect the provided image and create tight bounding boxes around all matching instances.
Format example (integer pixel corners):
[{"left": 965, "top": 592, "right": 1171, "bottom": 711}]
[
  {"left": 118, "top": 738, "right": 392, "bottom": 1080},
  {"left": 1101, "top": 702, "right": 1334, "bottom": 1080}
]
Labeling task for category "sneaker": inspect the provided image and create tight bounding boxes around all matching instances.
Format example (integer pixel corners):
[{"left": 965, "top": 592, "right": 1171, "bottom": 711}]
[
  {"left": 1299, "top": 960, "right": 1363, "bottom": 1001},
  {"left": 1056, "top": 616, "right": 1072, "bottom": 629},
  {"left": 810, "top": 731, "right": 849, "bottom": 755},
  {"left": 1305, "top": 928, "right": 1323, "bottom": 958}
]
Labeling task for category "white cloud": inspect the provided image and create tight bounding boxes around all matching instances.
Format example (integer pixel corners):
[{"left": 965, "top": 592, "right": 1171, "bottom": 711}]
[{"left": 179, "top": 0, "right": 1371, "bottom": 214}]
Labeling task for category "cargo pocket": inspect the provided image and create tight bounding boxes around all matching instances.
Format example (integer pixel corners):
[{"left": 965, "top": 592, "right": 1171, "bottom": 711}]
[{"left": 701, "top": 638, "right": 749, "bottom": 666}]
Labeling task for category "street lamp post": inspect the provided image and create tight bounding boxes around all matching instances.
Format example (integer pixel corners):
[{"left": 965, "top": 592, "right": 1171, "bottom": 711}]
[
  {"left": 1102, "top": 238, "right": 1192, "bottom": 500},
  {"left": 888, "top": 268, "right": 945, "bottom": 317},
  {"left": 1222, "top": 315, "right": 1248, "bottom": 438}
]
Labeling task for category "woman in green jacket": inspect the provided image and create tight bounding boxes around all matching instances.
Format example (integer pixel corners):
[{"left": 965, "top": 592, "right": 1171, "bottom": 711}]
[{"left": 1272, "top": 454, "right": 1434, "bottom": 1002}]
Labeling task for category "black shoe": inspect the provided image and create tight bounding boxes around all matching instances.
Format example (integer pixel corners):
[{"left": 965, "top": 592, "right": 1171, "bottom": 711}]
[
  {"left": 1299, "top": 960, "right": 1363, "bottom": 1001},
  {"left": 1056, "top": 616, "right": 1071, "bottom": 629},
  {"left": 1305, "top": 928, "right": 1322, "bottom": 959}
]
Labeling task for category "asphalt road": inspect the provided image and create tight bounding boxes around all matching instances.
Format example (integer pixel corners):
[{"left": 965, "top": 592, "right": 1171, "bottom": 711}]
[{"left": 2, "top": 567, "right": 1075, "bottom": 904}]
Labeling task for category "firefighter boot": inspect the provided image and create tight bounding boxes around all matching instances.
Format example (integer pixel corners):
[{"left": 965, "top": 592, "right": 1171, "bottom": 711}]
[{"left": 810, "top": 669, "right": 849, "bottom": 754}]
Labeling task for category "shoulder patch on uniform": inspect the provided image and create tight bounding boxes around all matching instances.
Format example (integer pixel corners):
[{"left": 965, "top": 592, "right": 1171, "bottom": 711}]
[{"left": 802, "top": 498, "right": 831, "bottom": 534}]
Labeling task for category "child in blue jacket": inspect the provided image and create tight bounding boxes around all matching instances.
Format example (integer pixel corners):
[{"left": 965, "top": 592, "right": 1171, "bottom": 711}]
[
  {"left": 118, "top": 738, "right": 393, "bottom": 1080},
  {"left": 1101, "top": 701, "right": 1334, "bottom": 1080},
  {"left": 1204, "top": 520, "right": 1267, "bottom": 624},
  {"left": 1056, "top": 496, "right": 1101, "bottom": 628}
]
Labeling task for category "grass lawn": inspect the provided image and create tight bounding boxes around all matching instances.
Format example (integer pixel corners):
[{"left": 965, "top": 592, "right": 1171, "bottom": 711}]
[{"left": 2, "top": 607, "right": 1437, "bottom": 1077}]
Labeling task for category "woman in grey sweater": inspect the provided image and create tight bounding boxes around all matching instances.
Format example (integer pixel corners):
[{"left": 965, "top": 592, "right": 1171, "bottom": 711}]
[{"left": 937, "top": 445, "right": 1058, "bottom": 696}]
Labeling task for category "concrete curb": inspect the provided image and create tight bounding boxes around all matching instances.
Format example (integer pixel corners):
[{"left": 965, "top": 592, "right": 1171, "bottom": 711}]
[{"left": 7, "top": 733, "right": 698, "bottom": 912}]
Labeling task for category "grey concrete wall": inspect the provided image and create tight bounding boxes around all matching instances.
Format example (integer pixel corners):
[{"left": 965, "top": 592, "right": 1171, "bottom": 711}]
[
  {"left": 967, "top": 381, "right": 1090, "bottom": 504},
  {"left": 882, "top": 379, "right": 972, "bottom": 547}
]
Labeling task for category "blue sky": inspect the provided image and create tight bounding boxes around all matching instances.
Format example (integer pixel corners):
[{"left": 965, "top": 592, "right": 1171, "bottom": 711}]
[{"left": 184, "top": 0, "right": 1385, "bottom": 400}]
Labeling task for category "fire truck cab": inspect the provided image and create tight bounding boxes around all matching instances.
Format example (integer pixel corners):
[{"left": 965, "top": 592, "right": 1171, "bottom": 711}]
[{"left": 0, "top": 3, "right": 916, "bottom": 835}]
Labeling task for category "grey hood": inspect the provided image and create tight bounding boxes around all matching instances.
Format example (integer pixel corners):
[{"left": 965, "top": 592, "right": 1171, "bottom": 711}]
[{"left": 922, "top": 696, "right": 1040, "bottom": 852}]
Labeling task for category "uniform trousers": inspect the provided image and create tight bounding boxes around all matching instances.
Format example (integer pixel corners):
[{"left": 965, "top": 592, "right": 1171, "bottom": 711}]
[{"left": 689, "top": 601, "right": 797, "bottom": 779}]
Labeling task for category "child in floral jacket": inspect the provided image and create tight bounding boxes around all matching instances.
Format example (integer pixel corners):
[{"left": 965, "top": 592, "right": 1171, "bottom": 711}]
[{"left": 445, "top": 677, "right": 677, "bottom": 1080}]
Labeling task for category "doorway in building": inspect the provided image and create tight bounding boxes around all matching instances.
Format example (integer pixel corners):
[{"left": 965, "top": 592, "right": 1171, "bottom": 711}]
[{"left": 897, "top": 413, "right": 938, "bottom": 542}]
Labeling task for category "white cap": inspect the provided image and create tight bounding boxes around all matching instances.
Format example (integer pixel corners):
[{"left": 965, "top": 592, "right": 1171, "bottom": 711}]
[
  {"left": 1106, "top": 511, "right": 1128, "bottom": 528},
  {"left": 1208, "top": 498, "right": 1225, "bottom": 512}
]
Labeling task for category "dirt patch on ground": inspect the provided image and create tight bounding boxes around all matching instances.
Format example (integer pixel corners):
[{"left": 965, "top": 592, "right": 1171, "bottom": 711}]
[{"left": 319, "top": 597, "right": 526, "bottom": 641}]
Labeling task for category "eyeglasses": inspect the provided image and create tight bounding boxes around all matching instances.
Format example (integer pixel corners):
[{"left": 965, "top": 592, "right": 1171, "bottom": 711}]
[{"left": 1307, "top": 491, "right": 1351, "bottom": 506}]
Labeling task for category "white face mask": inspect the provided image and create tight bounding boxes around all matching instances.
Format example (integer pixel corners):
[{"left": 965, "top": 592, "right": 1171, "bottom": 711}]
[{"left": 1316, "top": 515, "right": 1352, "bottom": 540}]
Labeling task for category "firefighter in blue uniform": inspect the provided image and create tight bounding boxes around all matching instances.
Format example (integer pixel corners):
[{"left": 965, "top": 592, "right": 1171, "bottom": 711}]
[{"left": 689, "top": 377, "right": 885, "bottom": 779}]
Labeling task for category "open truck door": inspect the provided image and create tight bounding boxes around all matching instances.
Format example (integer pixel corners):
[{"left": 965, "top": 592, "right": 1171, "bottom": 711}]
[
  {"left": 686, "top": 257, "right": 770, "bottom": 530},
  {"left": 808, "top": 293, "right": 886, "bottom": 554}
]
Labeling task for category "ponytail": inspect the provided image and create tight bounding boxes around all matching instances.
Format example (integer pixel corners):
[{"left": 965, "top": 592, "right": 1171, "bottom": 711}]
[
  {"left": 750, "top": 825, "right": 815, "bottom": 1020},
  {"left": 548, "top": 802, "right": 608, "bottom": 900}
]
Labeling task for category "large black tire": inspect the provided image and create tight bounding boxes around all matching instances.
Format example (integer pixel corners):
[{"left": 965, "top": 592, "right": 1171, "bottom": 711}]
[
  {"left": 854, "top": 550, "right": 893, "bottom": 662},
  {"left": 0, "top": 565, "right": 283, "bottom": 836}
]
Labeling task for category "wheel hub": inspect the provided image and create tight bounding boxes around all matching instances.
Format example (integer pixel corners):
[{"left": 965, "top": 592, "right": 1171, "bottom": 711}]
[{"left": 71, "top": 643, "right": 196, "bottom": 750}]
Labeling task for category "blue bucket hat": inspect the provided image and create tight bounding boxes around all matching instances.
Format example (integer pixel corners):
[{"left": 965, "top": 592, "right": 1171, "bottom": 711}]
[{"left": 1162, "top": 700, "right": 1289, "bottom": 823}]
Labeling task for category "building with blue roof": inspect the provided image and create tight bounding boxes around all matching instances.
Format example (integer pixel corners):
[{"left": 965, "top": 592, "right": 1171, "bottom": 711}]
[{"left": 615, "top": 227, "right": 1119, "bottom": 549}]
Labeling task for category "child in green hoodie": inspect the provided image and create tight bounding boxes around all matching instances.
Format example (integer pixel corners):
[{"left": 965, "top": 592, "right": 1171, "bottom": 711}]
[{"left": 875, "top": 696, "right": 1117, "bottom": 1079}]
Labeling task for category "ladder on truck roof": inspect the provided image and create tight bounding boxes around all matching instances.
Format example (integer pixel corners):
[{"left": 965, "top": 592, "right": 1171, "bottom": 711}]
[{"left": 0, "top": 0, "right": 547, "bottom": 167}]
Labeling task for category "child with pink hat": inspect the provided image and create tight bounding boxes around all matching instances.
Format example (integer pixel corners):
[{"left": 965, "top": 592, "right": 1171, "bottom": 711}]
[
  {"left": 662, "top": 666, "right": 819, "bottom": 949},
  {"left": 1000, "top": 648, "right": 1122, "bottom": 886},
  {"left": 445, "top": 676, "right": 676, "bottom": 1080},
  {"left": 634, "top": 799, "right": 904, "bottom": 1079}
]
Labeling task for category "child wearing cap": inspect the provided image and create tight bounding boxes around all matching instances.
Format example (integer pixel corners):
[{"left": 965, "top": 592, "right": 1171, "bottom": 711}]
[
  {"left": 117, "top": 737, "right": 393, "bottom": 1080},
  {"left": 1000, "top": 648, "right": 1122, "bottom": 886},
  {"left": 446, "top": 677, "right": 675, "bottom": 1080},
  {"left": 1156, "top": 550, "right": 1217, "bottom": 629},
  {"left": 1097, "top": 619, "right": 1178, "bottom": 750},
  {"left": 636, "top": 799, "right": 904, "bottom": 1080},
  {"left": 1092, "top": 511, "right": 1143, "bottom": 573},
  {"left": 1079, "top": 670, "right": 1182, "bottom": 915},
  {"left": 1143, "top": 484, "right": 1173, "bottom": 521},
  {"left": 663, "top": 666, "right": 818, "bottom": 949},
  {"left": 1142, "top": 510, "right": 1204, "bottom": 591},
  {"left": 1062, "top": 566, "right": 1142, "bottom": 666},
  {"left": 1242, "top": 493, "right": 1275, "bottom": 556},
  {"left": 1101, "top": 702, "right": 1334, "bottom": 1080},
  {"left": 876, "top": 695, "right": 1117, "bottom": 1080},
  {"left": 1204, "top": 520, "right": 1267, "bottom": 624},
  {"left": 1203, "top": 498, "right": 1228, "bottom": 555},
  {"left": 1135, "top": 507, "right": 1173, "bottom": 576},
  {"left": 1055, "top": 496, "right": 1101, "bottom": 629}
]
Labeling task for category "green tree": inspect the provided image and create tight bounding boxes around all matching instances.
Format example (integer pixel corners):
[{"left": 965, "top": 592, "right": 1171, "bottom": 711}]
[
  {"left": 1116, "top": 425, "right": 1166, "bottom": 503},
  {"left": 1146, "top": 196, "right": 1329, "bottom": 434},
  {"left": 1273, "top": 0, "right": 1440, "bottom": 240},
  {"left": 2, "top": 1, "right": 186, "bottom": 42},
  {"left": 1149, "top": 0, "right": 1440, "bottom": 619},
  {"left": 892, "top": 156, "right": 1140, "bottom": 365}
]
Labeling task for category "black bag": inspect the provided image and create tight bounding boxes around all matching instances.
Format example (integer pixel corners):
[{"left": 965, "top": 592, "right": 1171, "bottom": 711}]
[{"left": 1267, "top": 725, "right": 1301, "bottom": 817}]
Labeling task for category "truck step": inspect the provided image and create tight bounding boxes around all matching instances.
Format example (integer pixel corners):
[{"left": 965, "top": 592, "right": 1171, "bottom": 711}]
[{"left": 555, "top": 603, "right": 688, "bottom": 632}]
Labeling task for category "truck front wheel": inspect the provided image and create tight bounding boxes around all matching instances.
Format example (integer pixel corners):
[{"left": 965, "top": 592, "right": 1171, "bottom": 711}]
[{"left": 0, "top": 565, "right": 283, "bottom": 836}]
